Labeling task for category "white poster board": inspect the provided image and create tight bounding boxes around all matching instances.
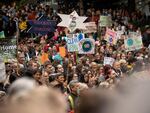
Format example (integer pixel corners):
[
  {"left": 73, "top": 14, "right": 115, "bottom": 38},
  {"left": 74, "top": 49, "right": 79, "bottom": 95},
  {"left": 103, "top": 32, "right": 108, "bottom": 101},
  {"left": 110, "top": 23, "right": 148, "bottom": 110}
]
[{"left": 104, "top": 57, "right": 115, "bottom": 66}]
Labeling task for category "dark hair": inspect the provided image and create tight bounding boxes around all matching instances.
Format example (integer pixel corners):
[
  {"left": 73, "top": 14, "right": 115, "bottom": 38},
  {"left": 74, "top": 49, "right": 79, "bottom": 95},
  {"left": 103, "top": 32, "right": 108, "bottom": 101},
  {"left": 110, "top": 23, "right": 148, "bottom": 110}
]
[
  {"left": 43, "top": 61, "right": 52, "bottom": 68},
  {"left": 9, "top": 73, "right": 18, "bottom": 84},
  {"left": 33, "top": 69, "right": 42, "bottom": 75},
  {"left": 77, "top": 89, "right": 112, "bottom": 113},
  {"left": 22, "top": 68, "right": 34, "bottom": 78}
]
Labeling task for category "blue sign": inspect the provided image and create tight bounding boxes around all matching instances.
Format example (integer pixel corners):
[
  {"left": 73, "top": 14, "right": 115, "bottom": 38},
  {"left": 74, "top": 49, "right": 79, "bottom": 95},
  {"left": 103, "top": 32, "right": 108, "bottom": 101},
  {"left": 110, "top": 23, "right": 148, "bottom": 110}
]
[{"left": 28, "top": 16, "right": 56, "bottom": 35}]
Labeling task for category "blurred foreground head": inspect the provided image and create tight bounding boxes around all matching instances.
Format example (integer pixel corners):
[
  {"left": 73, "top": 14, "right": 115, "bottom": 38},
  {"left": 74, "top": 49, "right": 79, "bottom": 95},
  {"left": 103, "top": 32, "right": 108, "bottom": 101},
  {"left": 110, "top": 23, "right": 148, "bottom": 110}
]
[
  {"left": 113, "top": 71, "right": 150, "bottom": 113},
  {"left": 8, "top": 77, "right": 37, "bottom": 102},
  {"left": 2, "top": 86, "right": 67, "bottom": 113},
  {"left": 77, "top": 71, "right": 150, "bottom": 113}
]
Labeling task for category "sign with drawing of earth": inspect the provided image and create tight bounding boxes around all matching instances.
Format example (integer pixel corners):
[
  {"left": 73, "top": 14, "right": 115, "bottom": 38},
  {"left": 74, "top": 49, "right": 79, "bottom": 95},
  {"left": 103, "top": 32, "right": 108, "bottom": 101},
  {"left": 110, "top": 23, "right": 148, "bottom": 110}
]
[
  {"left": 125, "top": 33, "right": 143, "bottom": 52},
  {"left": 78, "top": 38, "right": 95, "bottom": 54}
]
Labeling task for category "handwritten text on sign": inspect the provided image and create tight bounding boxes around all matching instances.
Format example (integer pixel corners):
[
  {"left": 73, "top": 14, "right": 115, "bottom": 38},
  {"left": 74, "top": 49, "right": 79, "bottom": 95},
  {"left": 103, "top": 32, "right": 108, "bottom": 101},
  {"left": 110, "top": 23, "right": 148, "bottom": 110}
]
[{"left": 67, "top": 37, "right": 79, "bottom": 52}]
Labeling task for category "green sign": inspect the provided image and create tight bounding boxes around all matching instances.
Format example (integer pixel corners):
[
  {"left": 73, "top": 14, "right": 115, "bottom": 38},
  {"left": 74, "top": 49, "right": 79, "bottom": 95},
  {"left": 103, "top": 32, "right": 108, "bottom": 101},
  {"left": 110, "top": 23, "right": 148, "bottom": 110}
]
[
  {"left": 99, "top": 16, "right": 112, "bottom": 27},
  {"left": 0, "top": 38, "right": 17, "bottom": 62}
]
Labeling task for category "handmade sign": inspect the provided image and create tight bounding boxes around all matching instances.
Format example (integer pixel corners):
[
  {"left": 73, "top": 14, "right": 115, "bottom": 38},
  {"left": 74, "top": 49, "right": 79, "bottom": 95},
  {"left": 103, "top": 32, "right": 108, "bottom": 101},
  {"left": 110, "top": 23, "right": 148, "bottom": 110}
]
[
  {"left": 19, "top": 21, "right": 27, "bottom": 31},
  {"left": 105, "top": 28, "right": 117, "bottom": 45},
  {"left": 77, "top": 33, "right": 85, "bottom": 41},
  {"left": 116, "top": 31, "right": 124, "bottom": 39},
  {"left": 67, "top": 36, "right": 79, "bottom": 52},
  {"left": 0, "top": 58, "right": 6, "bottom": 82},
  {"left": 28, "top": 16, "right": 56, "bottom": 35},
  {"left": 0, "top": 38, "right": 17, "bottom": 62},
  {"left": 40, "top": 52, "right": 49, "bottom": 65},
  {"left": 99, "top": 16, "right": 112, "bottom": 27},
  {"left": 0, "top": 31, "right": 5, "bottom": 39},
  {"left": 83, "top": 22, "right": 97, "bottom": 33},
  {"left": 57, "top": 11, "right": 87, "bottom": 32},
  {"left": 124, "top": 32, "right": 143, "bottom": 51},
  {"left": 78, "top": 38, "right": 95, "bottom": 54},
  {"left": 59, "top": 47, "right": 66, "bottom": 58},
  {"left": 103, "top": 57, "right": 115, "bottom": 66}
]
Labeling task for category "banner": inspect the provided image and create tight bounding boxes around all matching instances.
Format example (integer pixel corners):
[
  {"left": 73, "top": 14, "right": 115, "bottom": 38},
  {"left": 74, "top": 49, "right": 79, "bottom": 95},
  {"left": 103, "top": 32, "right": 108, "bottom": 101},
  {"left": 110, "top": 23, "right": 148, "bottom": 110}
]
[
  {"left": 67, "top": 36, "right": 79, "bottom": 52},
  {"left": 83, "top": 22, "right": 97, "bottom": 33},
  {"left": 0, "top": 38, "right": 17, "bottom": 62},
  {"left": 78, "top": 38, "right": 95, "bottom": 54},
  {"left": 104, "top": 57, "right": 115, "bottom": 66},
  {"left": 124, "top": 32, "right": 143, "bottom": 51},
  {"left": 105, "top": 28, "right": 117, "bottom": 45},
  {"left": 0, "top": 31, "right": 5, "bottom": 39},
  {"left": 99, "top": 16, "right": 112, "bottom": 27},
  {"left": 28, "top": 16, "right": 56, "bottom": 35}
]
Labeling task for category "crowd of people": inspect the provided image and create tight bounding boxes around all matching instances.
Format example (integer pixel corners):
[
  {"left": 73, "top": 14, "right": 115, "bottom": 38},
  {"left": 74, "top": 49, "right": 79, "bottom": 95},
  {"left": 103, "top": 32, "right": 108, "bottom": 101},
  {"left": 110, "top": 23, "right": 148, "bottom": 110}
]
[{"left": 0, "top": 1, "right": 150, "bottom": 113}]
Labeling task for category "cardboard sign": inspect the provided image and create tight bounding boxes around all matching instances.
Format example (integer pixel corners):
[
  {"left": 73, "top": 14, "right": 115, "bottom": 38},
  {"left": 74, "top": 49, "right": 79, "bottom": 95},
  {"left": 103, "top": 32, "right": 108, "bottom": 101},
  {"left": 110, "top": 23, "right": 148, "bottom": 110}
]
[
  {"left": 104, "top": 57, "right": 115, "bottom": 66},
  {"left": 99, "top": 16, "right": 112, "bottom": 27},
  {"left": 105, "top": 29, "right": 117, "bottom": 45},
  {"left": 0, "top": 38, "right": 17, "bottom": 62},
  {"left": 83, "top": 22, "right": 97, "bottom": 33},
  {"left": 78, "top": 38, "right": 95, "bottom": 54},
  {"left": 28, "top": 16, "right": 56, "bottom": 35},
  {"left": 124, "top": 32, "right": 143, "bottom": 51},
  {"left": 67, "top": 36, "right": 79, "bottom": 52}
]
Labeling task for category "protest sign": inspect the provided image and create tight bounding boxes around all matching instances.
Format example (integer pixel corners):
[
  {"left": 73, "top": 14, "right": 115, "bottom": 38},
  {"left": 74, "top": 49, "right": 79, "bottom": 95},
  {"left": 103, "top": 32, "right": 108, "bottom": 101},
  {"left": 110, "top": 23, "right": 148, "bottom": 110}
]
[
  {"left": 78, "top": 38, "right": 95, "bottom": 54},
  {"left": 0, "top": 58, "right": 6, "bottom": 82},
  {"left": 104, "top": 57, "right": 115, "bottom": 66},
  {"left": 83, "top": 22, "right": 97, "bottom": 33},
  {"left": 40, "top": 52, "right": 49, "bottom": 65},
  {"left": 77, "top": 33, "right": 85, "bottom": 41},
  {"left": 116, "top": 31, "right": 124, "bottom": 39},
  {"left": 99, "top": 16, "right": 112, "bottom": 27},
  {"left": 19, "top": 21, "right": 27, "bottom": 31},
  {"left": 0, "top": 31, "right": 5, "bottom": 39},
  {"left": 124, "top": 32, "right": 143, "bottom": 51},
  {"left": 105, "top": 28, "right": 117, "bottom": 44},
  {"left": 57, "top": 11, "right": 87, "bottom": 32},
  {"left": 59, "top": 47, "right": 66, "bottom": 58},
  {"left": 67, "top": 36, "right": 79, "bottom": 52},
  {"left": 28, "top": 16, "right": 56, "bottom": 35},
  {"left": 0, "top": 38, "right": 17, "bottom": 62}
]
